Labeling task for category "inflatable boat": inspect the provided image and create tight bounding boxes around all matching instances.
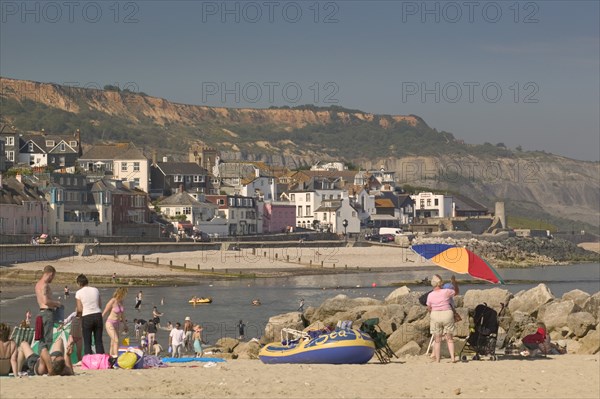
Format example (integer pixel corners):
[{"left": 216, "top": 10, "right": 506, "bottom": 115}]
[
  {"left": 259, "top": 328, "right": 375, "bottom": 364},
  {"left": 188, "top": 297, "right": 213, "bottom": 304}
]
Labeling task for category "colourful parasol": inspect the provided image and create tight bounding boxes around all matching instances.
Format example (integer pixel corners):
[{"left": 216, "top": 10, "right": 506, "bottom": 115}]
[{"left": 411, "top": 244, "right": 504, "bottom": 284}]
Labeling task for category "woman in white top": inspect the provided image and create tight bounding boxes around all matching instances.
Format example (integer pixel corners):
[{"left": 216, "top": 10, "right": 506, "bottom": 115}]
[{"left": 75, "top": 274, "right": 105, "bottom": 355}]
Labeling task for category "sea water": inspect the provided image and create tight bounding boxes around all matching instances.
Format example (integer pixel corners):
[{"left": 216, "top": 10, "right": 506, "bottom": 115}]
[{"left": 1, "top": 263, "right": 598, "bottom": 347}]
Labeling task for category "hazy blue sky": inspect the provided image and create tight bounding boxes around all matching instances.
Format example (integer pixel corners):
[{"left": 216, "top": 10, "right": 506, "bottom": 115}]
[{"left": 1, "top": 1, "right": 598, "bottom": 160}]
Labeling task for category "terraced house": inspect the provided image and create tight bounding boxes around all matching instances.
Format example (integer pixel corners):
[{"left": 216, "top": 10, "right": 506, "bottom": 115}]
[{"left": 78, "top": 142, "right": 150, "bottom": 193}]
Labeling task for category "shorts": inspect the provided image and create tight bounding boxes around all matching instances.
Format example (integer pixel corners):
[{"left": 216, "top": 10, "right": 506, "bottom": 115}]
[
  {"left": 430, "top": 309, "right": 455, "bottom": 336},
  {"left": 22, "top": 354, "right": 41, "bottom": 376},
  {"left": 523, "top": 342, "right": 540, "bottom": 350}
]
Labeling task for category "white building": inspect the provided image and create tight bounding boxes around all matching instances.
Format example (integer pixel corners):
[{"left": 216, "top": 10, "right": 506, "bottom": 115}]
[
  {"left": 288, "top": 177, "right": 345, "bottom": 230},
  {"left": 411, "top": 192, "right": 454, "bottom": 218},
  {"left": 79, "top": 143, "right": 150, "bottom": 193},
  {"left": 314, "top": 198, "right": 360, "bottom": 234}
]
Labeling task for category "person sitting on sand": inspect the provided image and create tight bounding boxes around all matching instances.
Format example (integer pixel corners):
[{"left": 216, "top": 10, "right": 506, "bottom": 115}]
[
  {"left": 17, "top": 337, "right": 74, "bottom": 376},
  {"left": 0, "top": 323, "right": 18, "bottom": 377},
  {"left": 521, "top": 322, "right": 566, "bottom": 356},
  {"left": 152, "top": 342, "right": 163, "bottom": 357}
]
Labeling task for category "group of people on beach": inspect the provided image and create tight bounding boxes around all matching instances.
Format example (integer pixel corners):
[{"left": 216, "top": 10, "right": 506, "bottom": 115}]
[{"left": 0, "top": 265, "right": 211, "bottom": 377}]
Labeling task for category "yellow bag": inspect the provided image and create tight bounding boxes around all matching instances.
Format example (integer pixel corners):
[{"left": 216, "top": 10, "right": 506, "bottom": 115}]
[{"left": 116, "top": 352, "right": 138, "bottom": 369}]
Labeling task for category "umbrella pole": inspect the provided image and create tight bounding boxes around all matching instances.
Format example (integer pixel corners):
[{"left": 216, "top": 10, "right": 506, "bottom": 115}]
[{"left": 426, "top": 334, "right": 434, "bottom": 355}]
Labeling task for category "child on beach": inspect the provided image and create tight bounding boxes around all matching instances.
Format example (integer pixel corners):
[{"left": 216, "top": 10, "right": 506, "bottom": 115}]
[
  {"left": 192, "top": 325, "right": 205, "bottom": 357},
  {"left": 140, "top": 333, "right": 148, "bottom": 353}
]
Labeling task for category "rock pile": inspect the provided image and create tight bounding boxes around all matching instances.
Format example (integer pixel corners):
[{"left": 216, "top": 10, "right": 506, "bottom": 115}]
[{"left": 260, "top": 284, "right": 599, "bottom": 357}]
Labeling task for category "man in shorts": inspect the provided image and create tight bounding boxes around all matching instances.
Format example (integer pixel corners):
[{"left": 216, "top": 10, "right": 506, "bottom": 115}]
[{"left": 36, "top": 265, "right": 63, "bottom": 351}]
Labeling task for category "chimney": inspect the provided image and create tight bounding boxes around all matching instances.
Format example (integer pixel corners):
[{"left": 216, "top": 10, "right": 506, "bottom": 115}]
[
  {"left": 179, "top": 184, "right": 184, "bottom": 193},
  {"left": 152, "top": 150, "right": 157, "bottom": 166},
  {"left": 162, "top": 156, "right": 168, "bottom": 163}
]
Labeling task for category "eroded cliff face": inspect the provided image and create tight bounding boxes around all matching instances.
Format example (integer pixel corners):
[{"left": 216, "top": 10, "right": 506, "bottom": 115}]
[
  {"left": 0, "top": 77, "right": 419, "bottom": 129},
  {"left": 2, "top": 77, "right": 598, "bottom": 226}
]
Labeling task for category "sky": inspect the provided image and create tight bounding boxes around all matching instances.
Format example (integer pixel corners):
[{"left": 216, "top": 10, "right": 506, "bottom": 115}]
[{"left": 1, "top": 0, "right": 599, "bottom": 161}]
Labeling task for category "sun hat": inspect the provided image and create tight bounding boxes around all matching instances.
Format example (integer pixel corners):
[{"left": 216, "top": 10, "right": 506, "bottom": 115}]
[{"left": 185, "top": 316, "right": 191, "bottom": 321}]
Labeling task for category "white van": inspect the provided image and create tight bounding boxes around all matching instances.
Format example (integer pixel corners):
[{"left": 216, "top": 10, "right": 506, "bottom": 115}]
[{"left": 378, "top": 227, "right": 403, "bottom": 236}]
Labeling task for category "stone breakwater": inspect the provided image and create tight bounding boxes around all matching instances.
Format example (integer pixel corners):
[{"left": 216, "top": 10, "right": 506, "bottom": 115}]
[
  {"left": 412, "top": 236, "right": 599, "bottom": 267},
  {"left": 253, "top": 284, "right": 599, "bottom": 358}
]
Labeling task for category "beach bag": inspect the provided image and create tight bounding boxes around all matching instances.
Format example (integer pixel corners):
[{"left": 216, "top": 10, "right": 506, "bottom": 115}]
[
  {"left": 81, "top": 354, "right": 112, "bottom": 370},
  {"left": 419, "top": 290, "right": 432, "bottom": 306},
  {"left": 116, "top": 352, "right": 139, "bottom": 369}
]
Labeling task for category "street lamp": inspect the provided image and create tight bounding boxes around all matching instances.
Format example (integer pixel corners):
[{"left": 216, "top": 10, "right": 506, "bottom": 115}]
[{"left": 342, "top": 219, "right": 348, "bottom": 241}]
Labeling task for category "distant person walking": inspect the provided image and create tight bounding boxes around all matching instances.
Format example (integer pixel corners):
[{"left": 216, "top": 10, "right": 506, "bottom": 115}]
[
  {"left": 297, "top": 298, "right": 305, "bottom": 312},
  {"left": 238, "top": 320, "right": 245, "bottom": 340},
  {"left": 75, "top": 274, "right": 105, "bottom": 355},
  {"left": 134, "top": 291, "right": 143, "bottom": 312},
  {"left": 35, "top": 265, "right": 62, "bottom": 351},
  {"left": 63, "top": 286, "right": 70, "bottom": 300}
]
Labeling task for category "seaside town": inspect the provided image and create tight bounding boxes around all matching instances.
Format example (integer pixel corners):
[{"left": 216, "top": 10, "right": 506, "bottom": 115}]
[
  {"left": 0, "top": 127, "right": 574, "bottom": 243},
  {"left": 1, "top": 1, "right": 599, "bottom": 398}
]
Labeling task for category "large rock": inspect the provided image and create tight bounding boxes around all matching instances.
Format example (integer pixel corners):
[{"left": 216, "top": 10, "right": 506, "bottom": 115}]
[
  {"left": 386, "top": 318, "right": 430, "bottom": 352},
  {"left": 506, "top": 311, "right": 536, "bottom": 340},
  {"left": 405, "top": 305, "right": 429, "bottom": 323},
  {"left": 233, "top": 340, "right": 261, "bottom": 359},
  {"left": 215, "top": 337, "right": 239, "bottom": 353},
  {"left": 384, "top": 286, "right": 411, "bottom": 303},
  {"left": 395, "top": 340, "right": 421, "bottom": 357},
  {"left": 508, "top": 284, "right": 554, "bottom": 316},
  {"left": 311, "top": 295, "right": 382, "bottom": 321},
  {"left": 453, "top": 308, "right": 470, "bottom": 338},
  {"left": 562, "top": 289, "right": 590, "bottom": 308},
  {"left": 463, "top": 288, "right": 513, "bottom": 311},
  {"left": 567, "top": 312, "right": 596, "bottom": 338},
  {"left": 577, "top": 325, "right": 600, "bottom": 354},
  {"left": 538, "top": 299, "right": 579, "bottom": 332},
  {"left": 357, "top": 304, "right": 406, "bottom": 336},
  {"left": 583, "top": 292, "right": 600, "bottom": 322},
  {"left": 262, "top": 312, "right": 305, "bottom": 343}
]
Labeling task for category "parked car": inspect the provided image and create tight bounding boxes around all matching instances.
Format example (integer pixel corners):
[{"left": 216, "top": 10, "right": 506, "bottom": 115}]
[
  {"left": 366, "top": 233, "right": 395, "bottom": 243},
  {"left": 192, "top": 231, "right": 211, "bottom": 242}
]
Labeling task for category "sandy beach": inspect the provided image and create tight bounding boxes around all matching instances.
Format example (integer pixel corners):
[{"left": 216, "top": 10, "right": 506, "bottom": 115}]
[
  {"left": 1, "top": 245, "right": 599, "bottom": 399},
  {"left": 0, "top": 355, "right": 598, "bottom": 399}
]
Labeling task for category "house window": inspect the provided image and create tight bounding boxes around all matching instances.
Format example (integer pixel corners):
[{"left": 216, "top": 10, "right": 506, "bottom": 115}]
[
  {"left": 29, "top": 155, "right": 35, "bottom": 165},
  {"left": 60, "top": 143, "right": 65, "bottom": 152},
  {"left": 290, "top": 194, "right": 295, "bottom": 201},
  {"left": 6, "top": 137, "right": 14, "bottom": 146},
  {"left": 306, "top": 205, "right": 311, "bottom": 215},
  {"left": 323, "top": 213, "right": 327, "bottom": 221},
  {"left": 297, "top": 207, "right": 303, "bottom": 217},
  {"left": 28, "top": 143, "right": 34, "bottom": 152},
  {"left": 434, "top": 199, "right": 439, "bottom": 206},
  {"left": 218, "top": 199, "right": 225, "bottom": 205},
  {"left": 427, "top": 199, "right": 431, "bottom": 206},
  {"left": 193, "top": 175, "right": 200, "bottom": 183},
  {"left": 306, "top": 193, "right": 310, "bottom": 201},
  {"left": 121, "top": 162, "right": 128, "bottom": 172},
  {"left": 51, "top": 157, "right": 55, "bottom": 163},
  {"left": 183, "top": 207, "right": 191, "bottom": 215},
  {"left": 174, "top": 175, "right": 183, "bottom": 182},
  {"left": 46, "top": 140, "right": 55, "bottom": 147},
  {"left": 230, "top": 210, "right": 235, "bottom": 219},
  {"left": 7, "top": 151, "right": 14, "bottom": 161},
  {"left": 70, "top": 141, "right": 77, "bottom": 147},
  {"left": 420, "top": 199, "right": 425, "bottom": 208},
  {"left": 59, "top": 156, "right": 65, "bottom": 166},
  {"left": 186, "top": 175, "right": 191, "bottom": 182},
  {"left": 133, "top": 162, "right": 140, "bottom": 171}
]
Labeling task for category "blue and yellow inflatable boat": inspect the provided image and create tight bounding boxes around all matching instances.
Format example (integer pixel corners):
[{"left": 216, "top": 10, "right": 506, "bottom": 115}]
[{"left": 259, "top": 329, "right": 375, "bottom": 364}]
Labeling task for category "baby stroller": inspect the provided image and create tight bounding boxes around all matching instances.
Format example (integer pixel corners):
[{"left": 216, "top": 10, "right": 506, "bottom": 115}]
[
  {"left": 460, "top": 303, "right": 502, "bottom": 361},
  {"left": 359, "top": 318, "right": 397, "bottom": 364}
]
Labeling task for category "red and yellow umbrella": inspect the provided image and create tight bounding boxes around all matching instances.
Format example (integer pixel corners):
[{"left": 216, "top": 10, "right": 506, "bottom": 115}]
[{"left": 411, "top": 244, "right": 504, "bottom": 284}]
